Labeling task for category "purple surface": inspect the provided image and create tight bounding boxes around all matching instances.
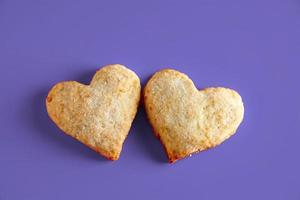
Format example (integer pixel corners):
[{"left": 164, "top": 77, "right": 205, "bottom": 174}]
[{"left": 0, "top": 0, "right": 300, "bottom": 199}]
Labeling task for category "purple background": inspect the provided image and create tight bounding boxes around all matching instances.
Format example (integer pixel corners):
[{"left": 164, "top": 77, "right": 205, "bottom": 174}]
[{"left": 0, "top": 0, "right": 299, "bottom": 199}]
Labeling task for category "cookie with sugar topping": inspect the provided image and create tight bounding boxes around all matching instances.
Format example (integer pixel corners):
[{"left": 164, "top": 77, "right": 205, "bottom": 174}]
[
  {"left": 144, "top": 69, "right": 244, "bottom": 163},
  {"left": 46, "top": 64, "right": 141, "bottom": 160}
]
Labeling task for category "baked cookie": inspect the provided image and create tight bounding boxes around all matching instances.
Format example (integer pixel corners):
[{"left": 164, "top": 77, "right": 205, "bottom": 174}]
[
  {"left": 46, "top": 64, "right": 141, "bottom": 160},
  {"left": 144, "top": 69, "right": 244, "bottom": 163}
]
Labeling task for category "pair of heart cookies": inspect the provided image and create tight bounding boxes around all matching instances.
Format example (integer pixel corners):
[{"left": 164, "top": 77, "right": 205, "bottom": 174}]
[{"left": 46, "top": 64, "right": 244, "bottom": 163}]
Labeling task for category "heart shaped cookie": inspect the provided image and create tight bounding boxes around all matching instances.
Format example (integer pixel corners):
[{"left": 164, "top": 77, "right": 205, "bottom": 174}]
[
  {"left": 144, "top": 69, "right": 244, "bottom": 163},
  {"left": 46, "top": 64, "right": 141, "bottom": 160}
]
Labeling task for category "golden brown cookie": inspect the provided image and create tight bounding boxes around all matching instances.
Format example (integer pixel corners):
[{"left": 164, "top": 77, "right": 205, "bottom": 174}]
[
  {"left": 46, "top": 64, "right": 141, "bottom": 160},
  {"left": 144, "top": 69, "right": 244, "bottom": 163}
]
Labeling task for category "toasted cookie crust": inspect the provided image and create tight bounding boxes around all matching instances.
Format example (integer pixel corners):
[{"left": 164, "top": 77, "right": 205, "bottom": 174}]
[
  {"left": 46, "top": 64, "right": 141, "bottom": 160},
  {"left": 144, "top": 69, "right": 244, "bottom": 163}
]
